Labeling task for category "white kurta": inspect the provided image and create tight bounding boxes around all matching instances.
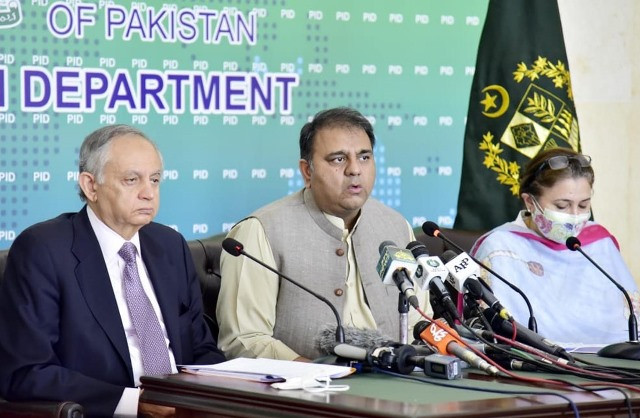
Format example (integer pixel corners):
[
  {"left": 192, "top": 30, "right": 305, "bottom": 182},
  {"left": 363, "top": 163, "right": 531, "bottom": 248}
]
[{"left": 471, "top": 212, "right": 640, "bottom": 346}]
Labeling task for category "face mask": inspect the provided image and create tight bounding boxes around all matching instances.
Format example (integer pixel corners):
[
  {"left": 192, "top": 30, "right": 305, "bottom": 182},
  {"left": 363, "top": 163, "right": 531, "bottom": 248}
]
[{"left": 530, "top": 197, "right": 590, "bottom": 244}]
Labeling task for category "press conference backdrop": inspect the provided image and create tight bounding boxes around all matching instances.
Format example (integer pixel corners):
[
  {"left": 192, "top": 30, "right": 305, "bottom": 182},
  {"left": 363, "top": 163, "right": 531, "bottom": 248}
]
[{"left": 0, "top": 1, "right": 487, "bottom": 249}]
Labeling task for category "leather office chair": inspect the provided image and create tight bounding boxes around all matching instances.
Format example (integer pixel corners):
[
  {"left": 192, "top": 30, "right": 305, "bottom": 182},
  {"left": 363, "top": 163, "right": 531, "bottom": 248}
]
[
  {"left": 187, "top": 234, "right": 226, "bottom": 339},
  {"left": 413, "top": 226, "right": 485, "bottom": 255}
]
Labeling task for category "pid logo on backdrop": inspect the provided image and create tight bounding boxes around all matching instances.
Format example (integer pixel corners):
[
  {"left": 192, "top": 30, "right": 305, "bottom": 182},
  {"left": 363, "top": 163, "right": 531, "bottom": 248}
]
[{"left": 0, "top": 0, "right": 22, "bottom": 29}]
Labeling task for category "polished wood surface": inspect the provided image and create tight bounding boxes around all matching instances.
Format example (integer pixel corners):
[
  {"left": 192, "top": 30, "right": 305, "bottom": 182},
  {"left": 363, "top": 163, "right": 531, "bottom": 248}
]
[{"left": 140, "top": 369, "right": 639, "bottom": 417}]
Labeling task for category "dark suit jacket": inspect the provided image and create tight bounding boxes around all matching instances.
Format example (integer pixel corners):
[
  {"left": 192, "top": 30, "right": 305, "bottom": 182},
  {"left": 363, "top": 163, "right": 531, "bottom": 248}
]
[{"left": 0, "top": 206, "right": 225, "bottom": 416}]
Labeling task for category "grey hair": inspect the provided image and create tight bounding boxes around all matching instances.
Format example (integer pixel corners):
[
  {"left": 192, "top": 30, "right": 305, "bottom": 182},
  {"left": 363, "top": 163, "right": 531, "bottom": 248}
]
[{"left": 77, "top": 124, "right": 162, "bottom": 202}]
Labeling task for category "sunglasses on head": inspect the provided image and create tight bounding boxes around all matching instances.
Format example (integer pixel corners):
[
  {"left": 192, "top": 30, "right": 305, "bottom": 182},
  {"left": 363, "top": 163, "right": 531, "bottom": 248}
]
[{"left": 535, "top": 154, "right": 591, "bottom": 176}]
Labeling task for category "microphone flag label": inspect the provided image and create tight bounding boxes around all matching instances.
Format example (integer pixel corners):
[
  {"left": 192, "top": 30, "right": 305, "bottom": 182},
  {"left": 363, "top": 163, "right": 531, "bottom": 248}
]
[
  {"left": 429, "top": 322, "right": 448, "bottom": 343},
  {"left": 376, "top": 245, "right": 418, "bottom": 286}
]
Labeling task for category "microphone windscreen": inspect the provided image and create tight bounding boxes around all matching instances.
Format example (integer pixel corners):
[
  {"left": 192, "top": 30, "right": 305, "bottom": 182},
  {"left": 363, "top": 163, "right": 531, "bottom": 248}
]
[
  {"left": 222, "top": 238, "right": 243, "bottom": 256},
  {"left": 406, "top": 240, "right": 428, "bottom": 257},
  {"left": 422, "top": 221, "right": 440, "bottom": 237},
  {"left": 464, "top": 279, "right": 484, "bottom": 299},
  {"left": 378, "top": 240, "right": 397, "bottom": 256},
  {"left": 413, "top": 320, "right": 429, "bottom": 340},
  {"left": 565, "top": 236, "right": 581, "bottom": 251},
  {"left": 315, "top": 324, "right": 390, "bottom": 355},
  {"left": 441, "top": 250, "right": 458, "bottom": 263}
]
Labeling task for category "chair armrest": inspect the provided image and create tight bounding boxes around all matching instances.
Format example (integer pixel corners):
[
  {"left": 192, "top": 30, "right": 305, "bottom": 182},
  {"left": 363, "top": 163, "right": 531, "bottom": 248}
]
[{"left": 0, "top": 400, "right": 84, "bottom": 418}]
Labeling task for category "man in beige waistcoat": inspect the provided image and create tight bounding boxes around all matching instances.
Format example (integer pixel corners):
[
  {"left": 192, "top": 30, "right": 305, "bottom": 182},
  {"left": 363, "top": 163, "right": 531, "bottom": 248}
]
[{"left": 217, "top": 107, "right": 428, "bottom": 361}]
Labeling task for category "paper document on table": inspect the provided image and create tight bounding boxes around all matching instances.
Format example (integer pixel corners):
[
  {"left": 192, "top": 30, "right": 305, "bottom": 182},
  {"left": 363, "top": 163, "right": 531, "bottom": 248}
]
[
  {"left": 180, "top": 357, "right": 355, "bottom": 383},
  {"left": 562, "top": 343, "right": 607, "bottom": 354}
]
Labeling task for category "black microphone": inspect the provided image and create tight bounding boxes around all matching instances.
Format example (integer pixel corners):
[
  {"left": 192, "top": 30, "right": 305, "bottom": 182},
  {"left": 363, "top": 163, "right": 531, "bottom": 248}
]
[
  {"left": 222, "top": 238, "right": 345, "bottom": 345},
  {"left": 566, "top": 236, "right": 640, "bottom": 360},
  {"left": 482, "top": 306, "right": 572, "bottom": 361},
  {"left": 330, "top": 342, "right": 421, "bottom": 375},
  {"left": 422, "top": 221, "right": 538, "bottom": 332},
  {"left": 464, "top": 279, "right": 513, "bottom": 321}
]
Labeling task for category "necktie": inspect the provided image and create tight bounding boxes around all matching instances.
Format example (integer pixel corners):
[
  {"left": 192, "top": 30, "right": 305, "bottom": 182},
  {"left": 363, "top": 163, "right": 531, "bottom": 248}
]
[{"left": 118, "top": 242, "right": 172, "bottom": 376}]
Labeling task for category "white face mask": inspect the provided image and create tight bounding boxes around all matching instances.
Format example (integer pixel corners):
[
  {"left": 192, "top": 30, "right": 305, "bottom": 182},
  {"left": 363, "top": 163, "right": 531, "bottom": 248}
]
[{"left": 530, "top": 197, "right": 590, "bottom": 244}]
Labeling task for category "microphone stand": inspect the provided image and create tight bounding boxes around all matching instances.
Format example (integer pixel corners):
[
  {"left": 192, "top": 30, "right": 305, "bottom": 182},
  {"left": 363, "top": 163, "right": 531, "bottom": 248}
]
[
  {"left": 424, "top": 222, "right": 538, "bottom": 332},
  {"left": 224, "top": 239, "right": 345, "bottom": 344},
  {"left": 567, "top": 238, "right": 640, "bottom": 360},
  {"left": 398, "top": 293, "right": 409, "bottom": 344}
]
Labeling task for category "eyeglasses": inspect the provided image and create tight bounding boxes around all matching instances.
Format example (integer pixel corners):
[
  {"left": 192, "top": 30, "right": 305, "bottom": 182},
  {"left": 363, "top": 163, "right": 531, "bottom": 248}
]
[{"left": 535, "top": 154, "right": 591, "bottom": 176}]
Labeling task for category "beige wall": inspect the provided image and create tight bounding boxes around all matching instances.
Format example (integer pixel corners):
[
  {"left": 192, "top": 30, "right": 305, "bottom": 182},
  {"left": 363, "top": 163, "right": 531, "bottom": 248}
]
[{"left": 558, "top": 1, "right": 640, "bottom": 280}]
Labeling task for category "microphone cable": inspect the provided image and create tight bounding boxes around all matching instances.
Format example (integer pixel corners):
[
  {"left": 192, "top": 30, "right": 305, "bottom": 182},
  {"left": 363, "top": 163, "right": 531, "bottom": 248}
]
[
  {"left": 423, "top": 220, "right": 538, "bottom": 332},
  {"left": 374, "top": 368, "right": 582, "bottom": 418},
  {"left": 411, "top": 307, "right": 636, "bottom": 417},
  {"left": 414, "top": 306, "right": 640, "bottom": 390}
]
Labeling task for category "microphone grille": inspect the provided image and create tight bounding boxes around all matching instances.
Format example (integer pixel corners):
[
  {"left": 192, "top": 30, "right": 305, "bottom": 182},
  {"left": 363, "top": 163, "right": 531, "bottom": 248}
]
[
  {"left": 378, "top": 240, "right": 396, "bottom": 256},
  {"left": 464, "top": 278, "right": 484, "bottom": 298},
  {"left": 222, "top": 238, "right": 244, "bottom": 256},
  {"left": 412, "top": 320, "right": 429, "bottom": 340},
  {"left": 441, "top": 249, "right": 458, "bottom": 263},
  {"left": 422, "top": 221, "right": 440, "bottom": 237},
  {"left": 406, "top": 240, "right": 428, "bottom": 257},
  {"left": 565, "top": 236, "right": 581, "bottom": 251}
]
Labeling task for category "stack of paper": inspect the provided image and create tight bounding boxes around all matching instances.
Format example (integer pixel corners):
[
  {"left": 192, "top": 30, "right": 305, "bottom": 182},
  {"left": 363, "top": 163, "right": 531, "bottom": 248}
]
[{"left": 180, "top": 357, "right": 355, "bottom": 384}]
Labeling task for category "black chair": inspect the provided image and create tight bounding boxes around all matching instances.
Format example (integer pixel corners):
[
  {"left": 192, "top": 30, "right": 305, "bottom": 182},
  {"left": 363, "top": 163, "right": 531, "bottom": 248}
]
[
  {"left": 0, "top": 400, "right": 84, "bottom": 418},
  {"left": 187, "top": 234, "right": 226, "bottom": 339},
  {"left": 413, "top": 226, "right": 485, "bottom": 255}
]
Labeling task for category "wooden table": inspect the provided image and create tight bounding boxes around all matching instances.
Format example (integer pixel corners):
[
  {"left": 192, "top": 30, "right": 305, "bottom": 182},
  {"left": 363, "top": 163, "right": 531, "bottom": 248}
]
[{"left": 141, "top": 367, "right": 640, "bottom": 417}]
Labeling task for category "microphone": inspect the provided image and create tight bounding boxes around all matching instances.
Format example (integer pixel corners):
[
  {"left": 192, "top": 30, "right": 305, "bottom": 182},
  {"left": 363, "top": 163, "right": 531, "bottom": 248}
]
[
  {"left": 406, "top": 241, "right": 449, "bottom": 290},
  {"left": 440, "top": 249, "right": 510, "bottom": 321},
  {"left": 406, "top": 241, "right": 459, "bottom": 324},
  {"left": 494, "top": 358, "right": 540, "bottom": 372},
  {"left": 422, "top": 221, "right": 538, "bottom": 332},
  {"left": 376, "top": 241, "right": 420, "bottom": 309},
  {"left": 316, "top": 324, "right": 389, "bottom": 354},
  {"left": 222, "top": 238, "right": 345, "bottom": 345},
  {"left": 482, "top": 306, "right": 572, "bottom": 361},
  {"left": 566, "top": 236, "right": 640, "bottom": 360},
  {"left": 414, "top": 320, "right": 499, "bottom": 376},
  {"left": 464, "top": 278, "right": 513, "bottom": 321},
  {"left": 331, "top": 342, "right": 421, "bottom": 375}
]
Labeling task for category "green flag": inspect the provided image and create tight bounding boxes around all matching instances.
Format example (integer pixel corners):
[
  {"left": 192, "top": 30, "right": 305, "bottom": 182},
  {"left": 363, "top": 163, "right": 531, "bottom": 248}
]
[{"left": 454, "top": 0, "right": 580, "bottom": 231}]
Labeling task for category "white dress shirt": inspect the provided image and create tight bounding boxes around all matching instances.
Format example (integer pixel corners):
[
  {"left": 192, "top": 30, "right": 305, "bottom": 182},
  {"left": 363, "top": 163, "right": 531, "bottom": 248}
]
[{"left": 87, "top": 207, "right": 177, "bottom": 416}]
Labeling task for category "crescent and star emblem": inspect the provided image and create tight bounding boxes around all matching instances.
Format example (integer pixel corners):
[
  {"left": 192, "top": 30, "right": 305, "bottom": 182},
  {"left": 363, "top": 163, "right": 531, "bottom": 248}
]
[{"left": 480, "top": 84, "right": 509, "bottom": 118}]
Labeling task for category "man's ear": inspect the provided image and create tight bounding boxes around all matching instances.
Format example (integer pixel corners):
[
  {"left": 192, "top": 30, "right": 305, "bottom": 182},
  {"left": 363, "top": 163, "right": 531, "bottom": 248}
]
[
  {"left": 78, "top": 172, "right": 98, "bottom": 202},
  {"left": 299, "top": 159, "right": 312, "bottom": 187}
]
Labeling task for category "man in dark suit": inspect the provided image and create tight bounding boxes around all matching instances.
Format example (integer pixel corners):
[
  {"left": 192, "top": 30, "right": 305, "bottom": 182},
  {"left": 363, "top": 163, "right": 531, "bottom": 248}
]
[{"left": 0, "top": 125, "right": 225, "bottom": 416}]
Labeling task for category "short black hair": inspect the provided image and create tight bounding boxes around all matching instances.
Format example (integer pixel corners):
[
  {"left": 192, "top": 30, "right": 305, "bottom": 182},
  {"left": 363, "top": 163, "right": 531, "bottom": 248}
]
[{"left": 299, "top": 107, "right": 375, "bottom": 161}]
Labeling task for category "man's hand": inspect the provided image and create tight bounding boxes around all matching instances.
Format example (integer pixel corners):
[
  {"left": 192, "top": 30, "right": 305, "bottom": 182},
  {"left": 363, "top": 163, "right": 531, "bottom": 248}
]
[{"left": 138, "top": 399, "right": 175, "bottom": 417}]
